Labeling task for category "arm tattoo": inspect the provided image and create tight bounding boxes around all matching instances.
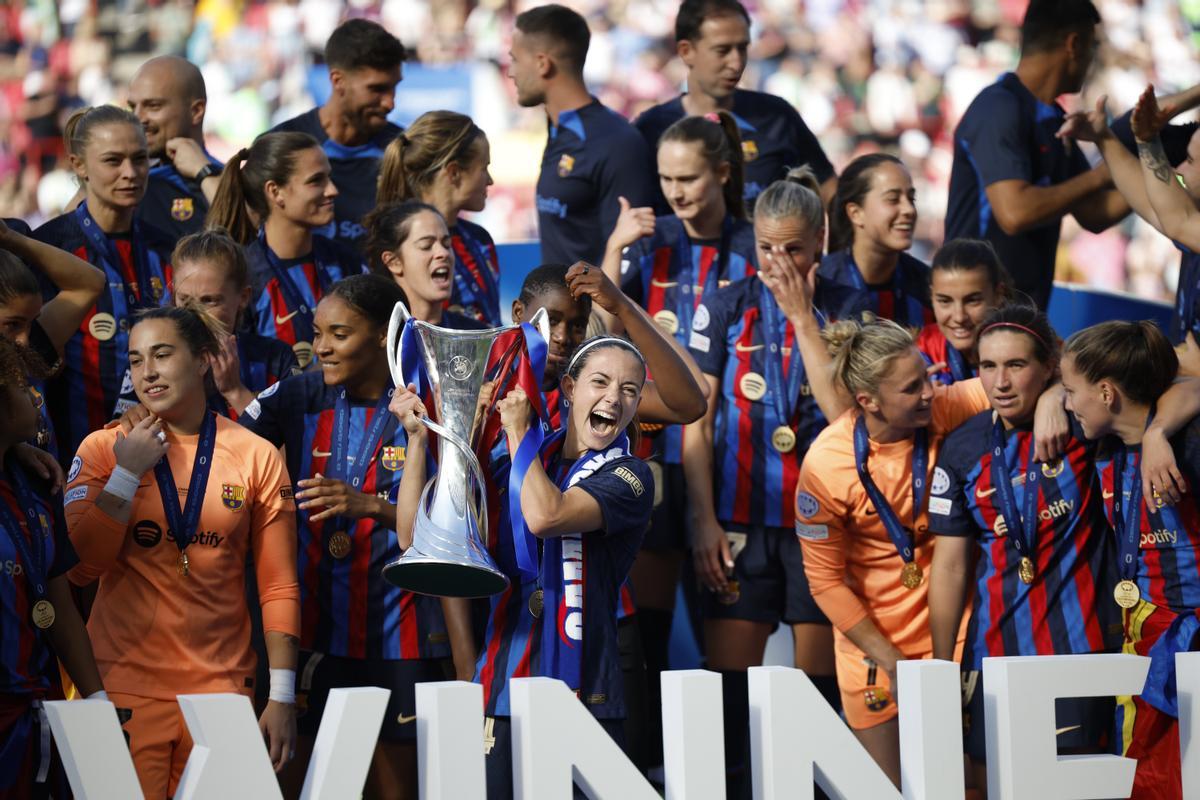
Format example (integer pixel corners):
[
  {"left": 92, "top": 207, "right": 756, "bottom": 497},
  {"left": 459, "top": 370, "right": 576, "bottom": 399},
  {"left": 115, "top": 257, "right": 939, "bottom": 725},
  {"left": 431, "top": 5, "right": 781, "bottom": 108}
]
[{"left": 1138, "top": 138, "right": 1174, "bottom": 185}]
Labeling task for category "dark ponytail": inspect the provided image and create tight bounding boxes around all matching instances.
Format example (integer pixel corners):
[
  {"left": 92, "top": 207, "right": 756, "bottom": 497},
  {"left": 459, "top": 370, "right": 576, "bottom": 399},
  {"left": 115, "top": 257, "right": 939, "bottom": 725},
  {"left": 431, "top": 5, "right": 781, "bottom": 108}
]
[
  {"left": 206, "top": 132, "right": 323, "bottom": 245},
  {"left": 1063, "top": 321, "right": 1178, "bottom": 405},
  {"left": 829, "top": 153, "right": 906, "bottom": 253},
  {"left": 659, "top": 111, "right": 746, "bottom": 219}
]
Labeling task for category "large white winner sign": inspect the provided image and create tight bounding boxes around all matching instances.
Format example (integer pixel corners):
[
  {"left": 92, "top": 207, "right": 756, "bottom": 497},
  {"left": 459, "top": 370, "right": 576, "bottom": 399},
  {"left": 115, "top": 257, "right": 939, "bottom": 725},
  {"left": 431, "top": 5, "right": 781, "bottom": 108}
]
[{"left": 44, "top": 653, "right": 1200, "bottom": 799}]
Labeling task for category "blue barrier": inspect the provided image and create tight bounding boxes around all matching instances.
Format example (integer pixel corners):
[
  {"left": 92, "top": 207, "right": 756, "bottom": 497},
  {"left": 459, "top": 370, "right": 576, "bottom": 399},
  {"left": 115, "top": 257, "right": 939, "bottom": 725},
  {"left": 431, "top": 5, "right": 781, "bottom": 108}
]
[{"left": 494, "top": 241, "right": 1176, "bottom": 668}]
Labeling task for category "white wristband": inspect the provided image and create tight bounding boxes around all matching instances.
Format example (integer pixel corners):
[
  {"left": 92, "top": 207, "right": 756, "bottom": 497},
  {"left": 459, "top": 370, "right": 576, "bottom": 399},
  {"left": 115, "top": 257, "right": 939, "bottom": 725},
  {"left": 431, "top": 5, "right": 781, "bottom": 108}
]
[
  {"left": 269, "top": 668, "right": 296, "bottom": 704},
  {"left": 88, "top": 690, "right": 109, "bottom": 701},
  {"left": 103, "top": 465, "right": 141, "bottom": 502}
]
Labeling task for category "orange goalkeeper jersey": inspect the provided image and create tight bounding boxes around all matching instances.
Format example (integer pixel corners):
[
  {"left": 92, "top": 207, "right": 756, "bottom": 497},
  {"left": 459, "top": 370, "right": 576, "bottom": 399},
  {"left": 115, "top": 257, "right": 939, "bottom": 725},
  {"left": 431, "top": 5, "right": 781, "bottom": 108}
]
[
  {"left": 65, "top": 414, "right": 300, "bottom": 700},
  {"left": 795, "top": 379, "right": 988, "bottom": 656}
]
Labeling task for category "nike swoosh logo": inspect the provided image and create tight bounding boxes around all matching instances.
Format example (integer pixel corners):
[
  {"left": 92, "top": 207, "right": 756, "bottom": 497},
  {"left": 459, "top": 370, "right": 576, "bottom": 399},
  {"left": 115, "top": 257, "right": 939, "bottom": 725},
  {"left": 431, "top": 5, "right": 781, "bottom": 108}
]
[
  {"left": 976, "top": 487, "right": 996, "bottom": 498},
  {"left": 397, "top": 713, "right": 417, "bottom": 725},
  {"left": 276, "top": 310, "right": 299, "bottom": 326},
  {"left": 312, "top": 448, "right": 332, "bottom": 458},
  {"left": 650, "top": 279, "right": 678, "bottom": 288},
  {"left": 736, "top": 343, "right": 764, "bottom": 353},
  {"left": 1055, "top": 725, "right": 1080, "bottom": 736},
  {"left": 1103, "top": 490, "right": 1114, "bottom": 500}
]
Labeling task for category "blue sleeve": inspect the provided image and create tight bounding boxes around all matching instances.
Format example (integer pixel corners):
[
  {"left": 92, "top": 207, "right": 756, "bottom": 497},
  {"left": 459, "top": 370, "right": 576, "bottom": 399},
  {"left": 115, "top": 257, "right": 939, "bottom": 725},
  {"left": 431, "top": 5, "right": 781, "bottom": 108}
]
[
  {"left": 238, "top": 379, "right": 289, "bottom": 446},
  {"left": 573, "top": 457, "right": 654, "bottom": 538},
  {"left": 688, "top": 292, "right": 731, "bottom": 377},
  {"left": 927, "top": 442, "right": 975, "bottom": 537},
  {"left": 48, "top": 490, "right": 78, "bottom": 577},
  {"left": 963, "top": 91, "right": 1032, "bottom": 187},
  {"left": 619, "top": 238, "right": 650, "bottom": 305},
  {"left": 596, "top": 133, "right": 656, "bottom": 256}
]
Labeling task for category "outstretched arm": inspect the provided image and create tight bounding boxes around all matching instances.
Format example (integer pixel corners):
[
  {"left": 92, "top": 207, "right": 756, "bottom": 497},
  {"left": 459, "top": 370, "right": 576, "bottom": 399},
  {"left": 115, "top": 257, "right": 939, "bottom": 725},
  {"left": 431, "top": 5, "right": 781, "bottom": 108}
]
[{"left": 1131, "top": 85, "right": 1200, "bottom": 250}]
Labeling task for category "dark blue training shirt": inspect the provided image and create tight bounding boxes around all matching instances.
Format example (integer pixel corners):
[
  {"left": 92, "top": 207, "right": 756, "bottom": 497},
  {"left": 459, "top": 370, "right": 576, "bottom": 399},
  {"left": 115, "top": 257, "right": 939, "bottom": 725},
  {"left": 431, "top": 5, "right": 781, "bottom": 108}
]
[
  {"left": 137, "top": 154, "right": 222, "bottom": 245},
  {"left": 272, "top": 108, "right": 402, "bottom": 252},
  {"left": 945, "top": 72, "right": 1091, "bottom": 309},
  {"left": 634, "top": 90, "right": 834, "bottom": 214},
  {"left": 536, "top": 99, "right": 655, "bottom": 266}
]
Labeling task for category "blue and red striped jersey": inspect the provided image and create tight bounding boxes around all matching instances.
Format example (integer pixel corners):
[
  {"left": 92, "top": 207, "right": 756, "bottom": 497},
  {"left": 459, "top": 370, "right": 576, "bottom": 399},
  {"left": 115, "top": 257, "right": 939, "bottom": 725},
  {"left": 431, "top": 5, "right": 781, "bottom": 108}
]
[
  {"left": 0, "top": 463, "right": 76, "bottom": 694},
  {"left": 239, "top": 370, "right": 448, "bottom": 660},
  {"left": 688, "top": 274, "right": 862, "bottom": 527},
  {"left": 449, "top": 219, "right": 502, "bottom": 327},
  {"left": 476, "top": 449, "right": 653, "bottom": 718},
  {"left": 1095, "top": 418, "right": 1200, "bottom": 615},
  {"left": 916, "top": 322, "right": 976, "bottom": 386},
  {"left": 929, "top": 413, "right": 1119, "bottom": 669},
  {"left": 817, "top": 250, "right": 933, "bottom": 329},
  {"left": 244, "top": 234, "right": 364, "bottom": 365},
  {"left": 31, "top": 212, "right": 172, "bottom": 463},
  {"left": 621, "top": 214, "right": 757, "bottom": 464}
]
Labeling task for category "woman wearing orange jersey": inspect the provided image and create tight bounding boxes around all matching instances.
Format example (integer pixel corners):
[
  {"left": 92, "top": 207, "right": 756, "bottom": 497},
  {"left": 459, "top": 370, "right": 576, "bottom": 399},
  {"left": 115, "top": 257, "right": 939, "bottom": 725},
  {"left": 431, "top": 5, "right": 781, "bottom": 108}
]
[
  {"left": 64, "top": 305, "right": 300, "bottom": 798},
  {"left": 794, "top": 317, "right": 1071, "bottom": 785}
]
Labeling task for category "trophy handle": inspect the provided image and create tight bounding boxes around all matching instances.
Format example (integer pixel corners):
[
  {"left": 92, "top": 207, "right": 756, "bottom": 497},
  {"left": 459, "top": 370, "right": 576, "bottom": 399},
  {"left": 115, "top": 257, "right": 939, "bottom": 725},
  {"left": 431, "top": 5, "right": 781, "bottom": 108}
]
[
  {"left": 417, "top": 415, "right": 489, "bottom": 546},
  {"left": 386, "top": 300, "right": 412, "bottom": 389},
  {"left": 528, "top": 307, "right": 551, "bottom": 346}
]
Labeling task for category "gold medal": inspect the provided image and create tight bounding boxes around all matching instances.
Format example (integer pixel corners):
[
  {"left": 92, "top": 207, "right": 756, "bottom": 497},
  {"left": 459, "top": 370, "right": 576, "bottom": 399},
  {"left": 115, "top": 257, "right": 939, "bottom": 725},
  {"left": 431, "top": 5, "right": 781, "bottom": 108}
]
[
  {"left": 31, "top": 599, "right": 55, "bottom": 630},
  {"left": 178, "top": 551, "right": 190, "bottom": 578},
  {"left": 771, "top": 425, "right": 797, "bottom": 453},
  {"left": 1018, "top": 556, "right": 1036, "bottom": 585},
  {"left": 293, "top": 340, "right": 314, "bottom": 368},
  {"left": 653, "top": 309, "right": 679, "bottom": 335},
  {"left": 1113, "top": 579, "right": 1141, "bottom": 609},
  {"left": 739, "top": 372, "right": 767, "bottom": 401},
  {"left": 88, "top": 312, "right": 117, "bottom": 341},
  {"left": 328, "top": 531, "right": 352, "bottom": 559},
  {"left": 900, "top": 561, "right": 923, "bottom": 589},
  {"left": 528, "top": 589, "right": 544, "bottom": 618}
]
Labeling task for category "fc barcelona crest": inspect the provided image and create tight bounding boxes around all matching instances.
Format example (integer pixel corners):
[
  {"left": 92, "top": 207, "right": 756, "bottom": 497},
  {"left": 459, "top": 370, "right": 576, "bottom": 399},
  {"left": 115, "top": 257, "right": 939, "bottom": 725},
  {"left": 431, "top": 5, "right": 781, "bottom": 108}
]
[
  {"left": 171, "top": 197, "right": 195, "bottom": 221},
  {"left": 742, "top": 140, "right": 759, "bottom": 161},
  {"left": 150, "top": 276, "right": 165, "bottom": 301},
  {"left": 222, "top": 483, "right": 246, "bottom": 512},
  {"left": 557, "top": 154, "right": 575, "bottom": 177},
  {"left": 381, "top": 446, "right": 405, "bottom": 471},
  {"left": 863, "top": 686, "right": 891, "bottom": 712}
]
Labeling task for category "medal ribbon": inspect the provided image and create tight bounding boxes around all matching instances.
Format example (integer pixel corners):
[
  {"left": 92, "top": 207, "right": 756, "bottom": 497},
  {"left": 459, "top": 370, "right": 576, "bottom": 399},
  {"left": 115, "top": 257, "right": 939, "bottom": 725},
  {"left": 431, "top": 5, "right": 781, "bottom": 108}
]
[
  {"left": 758, "top": 282, "right": 806, "bottom": 428},
  {"left": 328, "top": 384, "right": 396, "bottom": 540},
  {"left": 853, "top": 415, "right": 928, "bottom": 564},
  {"left": 453, "top": 226, "right": 501, "bottom": 324},
  {"left": 1112, "top": 409, "right": 1155, "bottom": 584},
  {"left": 0, "top": 460, "right": 50, "bottom": 599},
  {"left": 537, "top": 431, "right": 631, "bottom": 692},
  {"left": 153, "top": 411, "right": 218, "bottom": 562},
  {"left": 74, "top": 201, "right": 158, "bottom": 311},
  {"left": 845, "top": 252, "right": 925, "bottom": 328},
  {"left": 256, "top": 230, "right": 337, "bottom": 343},
  {"left": 673, "top": 216, "right": 733, "bottom": 337},
  {"left": 947, "top": 343, "right": 972, "bottom": 383},
  {"left": 989, "top": 418, "right": 1041, "bottom": 566}
]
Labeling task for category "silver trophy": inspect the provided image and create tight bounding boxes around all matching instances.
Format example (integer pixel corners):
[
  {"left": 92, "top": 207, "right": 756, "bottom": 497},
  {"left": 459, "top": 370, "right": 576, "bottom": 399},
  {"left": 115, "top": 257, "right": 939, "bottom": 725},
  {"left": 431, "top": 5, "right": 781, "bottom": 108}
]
[{"left": 381, "top": 302, "right": 550, "bottom": 598}]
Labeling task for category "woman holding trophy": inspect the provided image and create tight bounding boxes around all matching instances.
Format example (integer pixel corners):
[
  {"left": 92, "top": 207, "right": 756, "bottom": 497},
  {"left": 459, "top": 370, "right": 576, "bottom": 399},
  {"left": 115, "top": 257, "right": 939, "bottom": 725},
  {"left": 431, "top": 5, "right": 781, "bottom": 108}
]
[
  {"left": 391, "top": 333, "right": 656, "bottom": 799},
  {"left": 239, "top": 273, "right": 454, "bottom": 799}
]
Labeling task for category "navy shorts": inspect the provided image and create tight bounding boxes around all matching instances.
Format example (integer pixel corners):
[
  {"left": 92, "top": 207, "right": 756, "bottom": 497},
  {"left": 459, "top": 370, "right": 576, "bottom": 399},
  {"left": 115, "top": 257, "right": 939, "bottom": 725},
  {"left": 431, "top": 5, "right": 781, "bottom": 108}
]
[
  {"left": 700, "top": 523, "right": 828, "bottom": 626},
  {"left": 295, "top": 651, "right": 452, "bottom": 742},
  {"left": 962, "top": 669, "right": 1113, "bottom": 761},
  {"left": 641, "top": 461, "right": 688, "bottom": 551}
]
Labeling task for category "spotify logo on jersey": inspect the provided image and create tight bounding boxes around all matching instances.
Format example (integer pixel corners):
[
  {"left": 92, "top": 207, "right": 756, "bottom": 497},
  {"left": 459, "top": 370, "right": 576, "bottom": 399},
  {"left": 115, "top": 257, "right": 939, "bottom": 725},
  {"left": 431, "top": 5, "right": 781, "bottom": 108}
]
[{"left": 133, "top": 520, "right": 163, "bottom": 548}]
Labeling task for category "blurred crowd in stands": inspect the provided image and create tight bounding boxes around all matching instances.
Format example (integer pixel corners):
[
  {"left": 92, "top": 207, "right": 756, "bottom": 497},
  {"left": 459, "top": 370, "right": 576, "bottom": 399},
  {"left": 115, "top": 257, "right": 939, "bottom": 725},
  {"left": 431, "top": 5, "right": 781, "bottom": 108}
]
[{"left": 0, "top": 0, "right": 1197, "bottom": 299}]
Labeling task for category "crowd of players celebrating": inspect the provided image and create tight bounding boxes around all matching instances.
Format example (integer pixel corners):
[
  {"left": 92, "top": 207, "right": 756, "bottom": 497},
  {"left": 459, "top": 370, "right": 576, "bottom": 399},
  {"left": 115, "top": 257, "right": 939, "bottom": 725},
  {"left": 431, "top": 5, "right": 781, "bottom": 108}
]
[{"left": 2, "top": 0, "right": 1200, "bottom": 798}]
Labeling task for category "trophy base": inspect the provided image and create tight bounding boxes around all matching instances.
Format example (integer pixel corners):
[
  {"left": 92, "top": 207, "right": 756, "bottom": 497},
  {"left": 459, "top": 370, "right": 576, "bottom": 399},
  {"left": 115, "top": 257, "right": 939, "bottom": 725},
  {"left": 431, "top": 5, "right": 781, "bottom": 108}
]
[{"left": 382, "top": 558, "right": 510, "bottom": 599}]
